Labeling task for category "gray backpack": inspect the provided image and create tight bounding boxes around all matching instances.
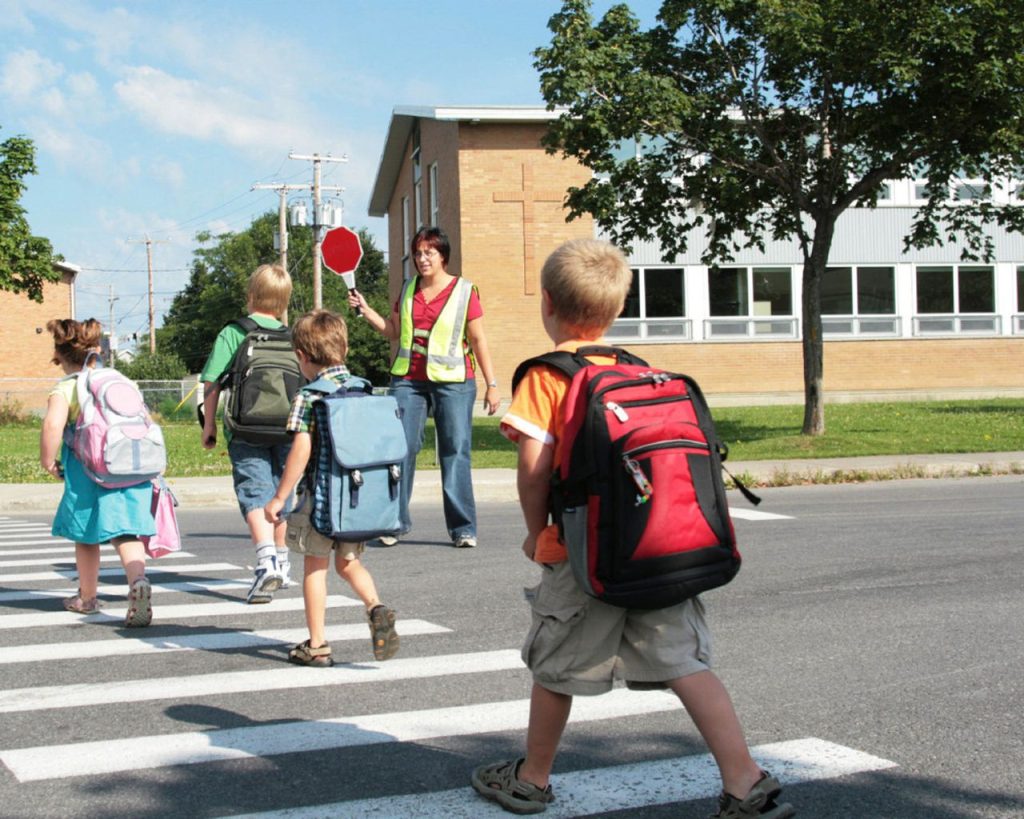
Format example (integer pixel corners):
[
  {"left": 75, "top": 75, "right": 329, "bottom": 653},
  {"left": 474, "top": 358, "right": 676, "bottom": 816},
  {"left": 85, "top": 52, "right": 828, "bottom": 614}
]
[{"left": 220, "top": 317, "right": 303, "bottom": 445}]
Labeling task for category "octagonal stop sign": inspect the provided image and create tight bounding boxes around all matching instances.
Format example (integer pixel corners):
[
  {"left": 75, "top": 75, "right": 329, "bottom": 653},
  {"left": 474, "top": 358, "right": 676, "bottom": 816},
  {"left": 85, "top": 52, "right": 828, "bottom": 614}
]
[{"left": 321, "top": 226, "right": 363, "bottom": 275}]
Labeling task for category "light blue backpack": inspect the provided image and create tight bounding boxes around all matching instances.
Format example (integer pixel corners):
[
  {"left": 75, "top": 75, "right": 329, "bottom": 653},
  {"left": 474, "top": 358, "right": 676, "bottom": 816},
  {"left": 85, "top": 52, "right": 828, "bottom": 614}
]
[{"left": 304, "top": 376, "right": 407, "bottom": 541}]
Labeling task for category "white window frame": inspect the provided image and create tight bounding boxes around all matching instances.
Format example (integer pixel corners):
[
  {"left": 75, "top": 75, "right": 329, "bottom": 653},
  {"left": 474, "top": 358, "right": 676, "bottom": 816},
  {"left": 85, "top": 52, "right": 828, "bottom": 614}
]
[
  {"left": 401, "top": 196, "right": 411, "bottom": 280},
  {"left": 822, "top": 266, "right": 900, "bottom": 337},
  {"left": 912, "top": 264, "right": 999, "bottom": 335},
  {"left": 429, "top": 162, "right": 439, "bottom": 226},
  {"left": 704, "top": 266, "right": 798, "bottom": 340},
  {"left": 608, "top": 266, "right": 691, "bottom": 342}
]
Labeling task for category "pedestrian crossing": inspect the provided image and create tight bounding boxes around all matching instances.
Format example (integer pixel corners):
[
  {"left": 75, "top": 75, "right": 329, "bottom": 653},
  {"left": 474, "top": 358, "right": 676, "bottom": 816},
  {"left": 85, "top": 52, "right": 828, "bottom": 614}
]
[{"left": 0, "top": 512, "right": 892, "bottom": 817}]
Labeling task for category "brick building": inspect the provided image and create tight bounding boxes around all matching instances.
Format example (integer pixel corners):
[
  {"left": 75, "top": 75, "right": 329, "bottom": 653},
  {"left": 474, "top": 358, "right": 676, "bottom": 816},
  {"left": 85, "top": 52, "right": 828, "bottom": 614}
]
[
  {"left": 369, "top": 105, "right": 1024, "bottom": 404},
  {"left": 0, "top": 262, "right": 79, "bottom": 413}
]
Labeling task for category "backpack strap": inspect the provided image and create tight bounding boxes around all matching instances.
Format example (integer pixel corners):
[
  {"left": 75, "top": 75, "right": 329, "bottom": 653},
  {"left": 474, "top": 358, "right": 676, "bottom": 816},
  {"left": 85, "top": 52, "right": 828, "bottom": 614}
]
[
  {"left": 230, "top": 316, "right": 260, "bottom": 334},
  {"left": 511, "top": 345, "right": 649, "bottom": 393},
  {"left": 303, "top": 375, "right": 373, "bottom": 397}
]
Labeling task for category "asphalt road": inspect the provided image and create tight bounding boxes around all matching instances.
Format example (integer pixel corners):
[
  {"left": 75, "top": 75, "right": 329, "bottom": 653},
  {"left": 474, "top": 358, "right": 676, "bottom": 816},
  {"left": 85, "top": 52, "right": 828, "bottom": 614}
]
[{"left": 0, "top": 477, "right": 1022, "bottom": 818}]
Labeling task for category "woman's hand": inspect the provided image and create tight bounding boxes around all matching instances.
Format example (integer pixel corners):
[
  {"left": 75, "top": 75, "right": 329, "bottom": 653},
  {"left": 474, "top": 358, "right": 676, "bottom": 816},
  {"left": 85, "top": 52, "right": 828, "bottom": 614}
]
[
  {"left": 347, "top": 290, "right": 367, "bottom": 314},
  {"left": 483, "top": 385, "right": 500, "bottom": 415}
]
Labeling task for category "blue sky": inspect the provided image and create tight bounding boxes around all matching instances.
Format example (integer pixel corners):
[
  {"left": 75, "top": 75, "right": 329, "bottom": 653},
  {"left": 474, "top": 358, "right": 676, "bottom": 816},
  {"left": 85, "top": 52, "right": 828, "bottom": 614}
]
[{"left": 1, "top": 0, "right": 659, "bottom": 343}]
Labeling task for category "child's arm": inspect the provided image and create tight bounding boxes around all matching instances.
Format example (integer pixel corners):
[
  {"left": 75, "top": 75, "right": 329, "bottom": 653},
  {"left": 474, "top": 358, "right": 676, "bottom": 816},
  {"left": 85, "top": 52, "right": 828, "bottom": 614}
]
[
  {"left": 516, "top": 436, "right": 555, "bottom": 561},
  {"left": 201, "top": 382, "right": 220, "bottom": 449},
  {"left": 264, "top": 431, "right": 311, "bottom": 522},
  {"left": 39, "top": 393, "right": 69, "bottom": 480}
]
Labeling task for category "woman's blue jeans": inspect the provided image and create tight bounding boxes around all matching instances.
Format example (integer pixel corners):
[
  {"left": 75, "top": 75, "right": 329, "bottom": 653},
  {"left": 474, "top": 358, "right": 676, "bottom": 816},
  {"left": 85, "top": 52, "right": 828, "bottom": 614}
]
[{"left": 390, "top": 377, "right": 478, "bottom": 540}]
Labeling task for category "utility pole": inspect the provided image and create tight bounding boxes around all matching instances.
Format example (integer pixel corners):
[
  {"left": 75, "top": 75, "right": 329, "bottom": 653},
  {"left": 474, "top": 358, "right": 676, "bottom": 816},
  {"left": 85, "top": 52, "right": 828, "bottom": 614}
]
[
  {"left": 127, "top": 234, "right": 169, "bottom": 354},
  {"left": 288, "top": 152, "right": 347, "bottom": 308},
  {"left": 250, "top": 183, "right": 306, "bottom": 273},
  {"left": 107, "top": 285, "right": 119, "bottom": 365}
]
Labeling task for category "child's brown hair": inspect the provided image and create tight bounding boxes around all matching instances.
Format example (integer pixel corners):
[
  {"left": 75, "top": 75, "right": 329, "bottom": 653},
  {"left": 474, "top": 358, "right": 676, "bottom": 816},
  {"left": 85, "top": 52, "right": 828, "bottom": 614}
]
[
  {"left": 540, "top": 239, "right": 632, "bottom": 334},
  {"left": 291, "top": 309, "right": 348, "bottom": 367},
  {"left": 47, "top": 318, "right": 102, "bottom": 367},
  {"left": 248, "top": 264, "right": 292, "bottom": 318}
]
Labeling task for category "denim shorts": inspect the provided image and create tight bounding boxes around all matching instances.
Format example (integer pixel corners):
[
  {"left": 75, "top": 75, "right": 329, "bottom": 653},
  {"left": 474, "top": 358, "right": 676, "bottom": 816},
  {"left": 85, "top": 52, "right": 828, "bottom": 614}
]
[{"left": 228, "top": 438, "right": 293, "bottom": 519}]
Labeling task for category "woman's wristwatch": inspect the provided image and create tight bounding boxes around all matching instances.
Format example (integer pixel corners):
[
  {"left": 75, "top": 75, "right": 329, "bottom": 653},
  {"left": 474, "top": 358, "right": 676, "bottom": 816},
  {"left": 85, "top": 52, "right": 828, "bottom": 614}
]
[{"left": 487, "top": 380, "right": 498, "bottom": 389}]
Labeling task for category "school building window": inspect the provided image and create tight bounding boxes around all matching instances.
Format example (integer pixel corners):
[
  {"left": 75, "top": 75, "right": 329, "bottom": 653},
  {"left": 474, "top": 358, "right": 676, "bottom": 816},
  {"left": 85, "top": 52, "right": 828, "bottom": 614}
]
[
  {"left": 401, "top": 196, "right": 411, "bottom": 280},
  {"left": 914, "top": 265, "right": 998, "bottom": 334},
  {"left": 411, "top": 126, "right": 423, "bottom": 229},
  {"left": 609, "top": 267, "right": 690, "bottom": 341},
  {"left": 1015, "top": 265, "right": 1024, "bottom": 334},
  {"left": 822, "top": 266, "right": 898, "bottom": 336},
  {"left": 706, "top": 266, "right": 796, "bottom": 338},
  {"left": 429, "top": 162, "right": 439, "bottom": 226}
]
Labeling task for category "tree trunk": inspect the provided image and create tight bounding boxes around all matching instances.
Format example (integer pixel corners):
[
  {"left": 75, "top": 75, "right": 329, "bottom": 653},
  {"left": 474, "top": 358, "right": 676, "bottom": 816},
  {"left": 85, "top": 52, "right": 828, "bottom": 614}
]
[{"left": 800, "top": 217, "right": 836, "bottom": 436}]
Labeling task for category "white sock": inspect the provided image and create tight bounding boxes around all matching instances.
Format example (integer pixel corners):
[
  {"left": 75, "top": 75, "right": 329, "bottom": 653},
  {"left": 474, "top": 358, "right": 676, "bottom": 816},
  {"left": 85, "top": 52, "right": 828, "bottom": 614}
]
[{"left": 255, "top": 543, "right": 277, "bottom": 565}]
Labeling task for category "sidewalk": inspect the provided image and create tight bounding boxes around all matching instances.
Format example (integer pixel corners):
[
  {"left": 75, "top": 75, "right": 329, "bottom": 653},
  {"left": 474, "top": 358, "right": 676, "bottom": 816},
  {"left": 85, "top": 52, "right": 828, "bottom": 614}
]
[{"left": 0, "top": 452, "right": 1021, "bottom": 513}]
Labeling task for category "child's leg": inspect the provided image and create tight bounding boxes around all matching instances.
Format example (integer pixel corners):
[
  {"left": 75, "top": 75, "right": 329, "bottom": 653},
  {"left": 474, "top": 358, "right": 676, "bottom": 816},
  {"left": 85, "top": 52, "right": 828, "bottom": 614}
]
[
  {"left": 112, "top": 537, "right": 147, "bottom": 585},
  {"left": 668, "top": 670, "right": 763, "bottom": 799},
  {"left": 302, "top": 554, "right": 330, "bottom": 646},
  {"left": 73, "top": 542, "right": 102, "bottom": 599},
  {"left": 519, "top": 682, "right": 573, "bottom": 789},
  {"left": 335, "top": 554, "right": 381, "bottom": 610}
]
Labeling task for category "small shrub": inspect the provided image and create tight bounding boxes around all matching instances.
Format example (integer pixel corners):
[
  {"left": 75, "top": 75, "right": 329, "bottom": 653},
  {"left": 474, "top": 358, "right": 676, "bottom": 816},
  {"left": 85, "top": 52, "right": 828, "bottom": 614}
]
[{"left": 0, "top": 397, "right": 35, "bottom": 426}]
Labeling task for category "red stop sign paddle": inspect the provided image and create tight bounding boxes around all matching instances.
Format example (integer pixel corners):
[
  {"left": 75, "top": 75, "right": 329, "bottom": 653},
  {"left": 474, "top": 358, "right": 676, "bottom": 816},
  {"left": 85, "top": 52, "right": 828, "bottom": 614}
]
[{"left": 321, "top": 226, "right": 364, "bottom": 315}]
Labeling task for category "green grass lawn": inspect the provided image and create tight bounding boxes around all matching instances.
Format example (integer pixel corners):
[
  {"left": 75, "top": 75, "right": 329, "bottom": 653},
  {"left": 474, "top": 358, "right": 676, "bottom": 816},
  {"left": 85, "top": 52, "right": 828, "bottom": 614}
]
[{"left": 2, "top": 398, "right": 1022, "bottom": 483}]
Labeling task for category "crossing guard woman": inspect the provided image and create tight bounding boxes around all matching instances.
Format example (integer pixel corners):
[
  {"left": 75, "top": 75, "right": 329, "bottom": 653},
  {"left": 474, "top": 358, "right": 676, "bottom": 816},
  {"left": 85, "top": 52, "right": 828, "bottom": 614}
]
[{"left": 348, "top": 226, "right": 500, "bottom": 548}]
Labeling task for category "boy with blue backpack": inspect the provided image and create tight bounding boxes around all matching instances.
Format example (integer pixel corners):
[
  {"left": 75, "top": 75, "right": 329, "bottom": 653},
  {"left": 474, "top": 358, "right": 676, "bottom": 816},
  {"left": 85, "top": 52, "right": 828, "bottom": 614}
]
[
  {"left": 470, "top": 240, "right": 793, "bottom": 818},
  {"left": 264, "top": 309, "right": 399, "bottom": 667}
]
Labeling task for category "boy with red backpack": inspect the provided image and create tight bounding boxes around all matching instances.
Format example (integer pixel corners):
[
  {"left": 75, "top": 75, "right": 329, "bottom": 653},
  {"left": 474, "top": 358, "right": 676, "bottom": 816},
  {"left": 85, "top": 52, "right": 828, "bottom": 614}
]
[{"left": 470, "top": 240, "right": 794, "bottom": 818}]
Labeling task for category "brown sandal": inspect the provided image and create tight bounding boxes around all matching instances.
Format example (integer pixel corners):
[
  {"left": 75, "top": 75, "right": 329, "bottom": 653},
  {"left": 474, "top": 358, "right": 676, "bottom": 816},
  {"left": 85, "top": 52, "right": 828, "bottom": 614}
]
[
  {"left": 63, "top": 592, "right": 104, "bottom": 614},
  {"left": 288, "top": 639, "right": 334, "bottom": 667}
]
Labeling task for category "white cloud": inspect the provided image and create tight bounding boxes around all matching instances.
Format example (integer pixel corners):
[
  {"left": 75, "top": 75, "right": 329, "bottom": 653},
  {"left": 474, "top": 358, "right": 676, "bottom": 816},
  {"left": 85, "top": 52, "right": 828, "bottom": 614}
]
[
  {"left": 152, "top": 159, "right": 185, "bottom": 189},
  {"left": 0, "top": 48, "right": 63, "bottom": 102},
  {"left": 114, "top": 65, "right": 318, "bottom": 155}
]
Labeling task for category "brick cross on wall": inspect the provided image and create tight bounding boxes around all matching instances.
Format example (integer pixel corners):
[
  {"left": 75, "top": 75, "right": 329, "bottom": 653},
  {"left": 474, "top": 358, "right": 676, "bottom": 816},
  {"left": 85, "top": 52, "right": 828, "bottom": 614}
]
[{"left": 493, "top": 163, "right": 565, "bottom": 295}]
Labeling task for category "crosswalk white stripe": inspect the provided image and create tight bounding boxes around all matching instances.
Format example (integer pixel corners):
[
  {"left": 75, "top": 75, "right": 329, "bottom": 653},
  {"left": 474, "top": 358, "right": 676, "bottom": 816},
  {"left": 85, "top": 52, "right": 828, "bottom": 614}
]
[
  {"left": 0, "top": 563, "right": 242, "bottom": 583},
  {"left": 0, "top": 619, "right": 451, "bottom": 665},
  {"left": 0, "top": 526, "right": 58, "bottom": 534},
  {"left": 730, "top": 508, "right": 792, "bottom": 520},
  {"left": 0, "top": 649, "right": 523, "bottom": 713},
  {"left": 0, "top": 689, "right": 680, "bottom": 781},
  {"left": 0, "top": 577, "right": 252, "bottom": 603},
  {"left": 0, "top": 544, "right": 119, "bottom": 555},
  {"left": 0, "top": 551, "right": 190, "bottom": 568},
  {"left": 0, "top": 594, "right": 361, "bottom": 631},
  {"left": 220, "top": 738, "right": 896, "bottom": 819}
]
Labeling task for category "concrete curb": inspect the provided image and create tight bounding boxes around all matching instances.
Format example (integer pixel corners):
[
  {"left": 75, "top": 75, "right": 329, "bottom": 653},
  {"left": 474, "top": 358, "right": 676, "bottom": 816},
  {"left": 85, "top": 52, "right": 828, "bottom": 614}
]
[{"left": 1, "top": 455, "right": 1021, "bottom": 513}]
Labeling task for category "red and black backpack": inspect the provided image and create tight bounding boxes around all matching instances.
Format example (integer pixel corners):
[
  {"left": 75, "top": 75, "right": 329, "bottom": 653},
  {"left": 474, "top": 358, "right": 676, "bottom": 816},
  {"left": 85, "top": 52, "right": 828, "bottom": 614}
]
[{"left": 512, "top": 346, "right": 759, "bottom": 610}]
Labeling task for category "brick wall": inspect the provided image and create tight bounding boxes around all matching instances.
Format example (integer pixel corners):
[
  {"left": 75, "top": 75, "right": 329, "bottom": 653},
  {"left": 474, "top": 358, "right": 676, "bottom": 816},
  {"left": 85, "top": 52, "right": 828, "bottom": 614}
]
[{"left": 0, "top": 274, "right": 75, "bottom": 413}]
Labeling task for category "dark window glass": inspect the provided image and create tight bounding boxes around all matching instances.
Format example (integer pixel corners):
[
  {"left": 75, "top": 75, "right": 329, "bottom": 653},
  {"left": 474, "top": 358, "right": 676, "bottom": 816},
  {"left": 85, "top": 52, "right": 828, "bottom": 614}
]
[
  {"left": 958, "top": 266, "right": 994, "bottom": 313},
  {"left": 753, "top": 268, "right": 792, "bottom": 315},
  {"left": 917, "top": 267, "right": 954, "bottom": 313},
  {"left": 709, "top": 267, "right": 747, "bottom": 316},
  {"left": 822, "top": 267, "right": 853, "bottom": 315},
  {"left": 1018, "top": 266, "right": 1024, "bottom": 311},
  {"left": 644, "top": 268, "right": 684, "bottom": 317},
  {"left": 857, "top": 267, "right": 895, "bottom": 314}
]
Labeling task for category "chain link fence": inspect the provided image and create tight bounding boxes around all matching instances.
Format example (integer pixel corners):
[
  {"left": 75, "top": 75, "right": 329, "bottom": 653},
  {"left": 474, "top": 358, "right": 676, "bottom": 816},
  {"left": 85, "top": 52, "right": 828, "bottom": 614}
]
[{"left": 0, "top": 377, "right": 200, "bottom": 419}]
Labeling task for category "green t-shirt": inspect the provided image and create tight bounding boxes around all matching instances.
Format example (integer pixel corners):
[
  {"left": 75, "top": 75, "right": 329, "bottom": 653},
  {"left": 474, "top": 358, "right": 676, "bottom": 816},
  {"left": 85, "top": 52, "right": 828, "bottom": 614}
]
[{"left": 199, "top": 314, "right": 284, "bottom": 383}]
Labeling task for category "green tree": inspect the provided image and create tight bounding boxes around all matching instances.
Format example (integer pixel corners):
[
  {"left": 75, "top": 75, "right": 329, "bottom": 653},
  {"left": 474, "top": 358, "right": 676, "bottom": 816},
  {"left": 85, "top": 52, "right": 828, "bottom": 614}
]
[
  {"left": 116, "top": 349, "right": 189, "bottom": 381},
  {"left": 535, "top": 0, "right": 1024, "bottom": 434},
  {"left": 0, "top": 131, "right": 62, "bottom": 301},
  {"left": 160, "top": 214, "right": 391, "bottom": 383}
]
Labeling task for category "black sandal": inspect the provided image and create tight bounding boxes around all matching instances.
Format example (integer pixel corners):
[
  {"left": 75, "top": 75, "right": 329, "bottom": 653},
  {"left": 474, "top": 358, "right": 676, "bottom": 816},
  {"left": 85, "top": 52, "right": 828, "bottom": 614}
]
[{"left": 288, "top": 639, "right": 334, "bottom": 667}]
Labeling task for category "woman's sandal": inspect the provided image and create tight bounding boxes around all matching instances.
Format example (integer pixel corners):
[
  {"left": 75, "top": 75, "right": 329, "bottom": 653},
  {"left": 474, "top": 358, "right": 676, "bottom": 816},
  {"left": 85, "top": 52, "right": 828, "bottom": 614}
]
[
  {"left": 63, "top": 592, "right": 104, "bottom": 615},
  {"left": 288, "top": 639, "right": 334, "bottom": 667}
]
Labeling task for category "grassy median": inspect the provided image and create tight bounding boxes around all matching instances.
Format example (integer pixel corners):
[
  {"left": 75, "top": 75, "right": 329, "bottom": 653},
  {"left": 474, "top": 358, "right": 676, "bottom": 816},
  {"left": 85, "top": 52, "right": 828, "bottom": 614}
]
[{"left": 1, "top": 398, "right": 1022, "bottom": 483}]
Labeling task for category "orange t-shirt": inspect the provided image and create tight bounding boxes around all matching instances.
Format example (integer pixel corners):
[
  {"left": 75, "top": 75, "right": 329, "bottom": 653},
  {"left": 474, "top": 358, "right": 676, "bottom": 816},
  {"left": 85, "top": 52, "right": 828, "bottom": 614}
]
[{"left": 499, "top": 341, "right": 616, "bottom": 564}]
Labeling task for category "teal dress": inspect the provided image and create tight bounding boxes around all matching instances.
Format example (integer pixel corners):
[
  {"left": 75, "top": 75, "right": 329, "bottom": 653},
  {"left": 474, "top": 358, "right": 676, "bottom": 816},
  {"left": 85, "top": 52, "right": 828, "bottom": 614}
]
[{"left": 50, "top": 375, "right": 156, "bottom": 544}]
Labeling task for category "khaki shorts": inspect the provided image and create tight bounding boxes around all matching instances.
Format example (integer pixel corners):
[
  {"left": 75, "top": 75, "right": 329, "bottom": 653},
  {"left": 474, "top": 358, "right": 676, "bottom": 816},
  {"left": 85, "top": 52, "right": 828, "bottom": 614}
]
[
  {"left": 286, "top": 497, "right": 364, "bottom": 561},
  {"left": 522, "top": 561, "right": 713, "bottom": 696}
]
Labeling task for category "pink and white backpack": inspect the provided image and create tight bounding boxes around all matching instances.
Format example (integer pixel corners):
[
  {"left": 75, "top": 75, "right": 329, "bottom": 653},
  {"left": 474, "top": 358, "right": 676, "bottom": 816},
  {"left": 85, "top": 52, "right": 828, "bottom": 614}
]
[{"left": 65, "top": 353, "right": 167, "bottom": 488}]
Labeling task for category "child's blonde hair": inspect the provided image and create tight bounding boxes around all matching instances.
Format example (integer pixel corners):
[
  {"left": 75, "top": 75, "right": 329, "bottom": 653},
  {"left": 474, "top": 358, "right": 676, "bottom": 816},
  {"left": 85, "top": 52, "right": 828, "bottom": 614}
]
[
  {"left": 540, "top": 239, "right": 633, "bottom": 334},
  {"left": 47, "top": 318, "right": 102, "bottom": 367},
  {"left": 248, "top": 264, "right": 292, "bottom": 318},
  {"left": 291, "top": 309, "right": 348, "bottom": 367}
]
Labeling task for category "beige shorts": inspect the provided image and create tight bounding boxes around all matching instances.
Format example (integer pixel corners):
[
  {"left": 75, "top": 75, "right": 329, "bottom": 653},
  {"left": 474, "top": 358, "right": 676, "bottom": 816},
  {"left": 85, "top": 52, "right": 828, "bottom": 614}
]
[
  {"left": 286, "top": 497, "right": 364, "bottom": 561},
  {"left": 522, "top": 561, "right": 713, "bottom": 696}
]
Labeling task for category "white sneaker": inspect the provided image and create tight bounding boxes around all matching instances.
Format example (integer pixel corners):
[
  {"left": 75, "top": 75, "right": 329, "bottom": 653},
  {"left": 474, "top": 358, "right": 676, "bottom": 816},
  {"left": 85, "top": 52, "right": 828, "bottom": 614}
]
[
  {"left": 247, "top": 559, "right": 283, "bottom": 604},
  {"left": 278, "top": 557, "right": 292, "bottom": 589},
  {"left": 453, "top": 535, "right": 477, "bottom": 548}
]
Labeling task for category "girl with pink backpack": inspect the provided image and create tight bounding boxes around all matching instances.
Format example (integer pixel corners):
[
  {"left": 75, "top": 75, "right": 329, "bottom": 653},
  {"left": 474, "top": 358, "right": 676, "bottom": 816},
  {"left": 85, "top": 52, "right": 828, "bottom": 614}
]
[{"left": 39, "top": 318, "right": 156, "bottom": 627}]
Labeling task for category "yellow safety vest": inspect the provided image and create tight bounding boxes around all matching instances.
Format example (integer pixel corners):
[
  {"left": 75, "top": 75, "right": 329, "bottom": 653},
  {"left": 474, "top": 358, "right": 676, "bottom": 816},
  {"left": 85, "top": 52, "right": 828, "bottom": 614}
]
[{"left": 391, "top": 276, "right": 474, "bottom": 382}]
